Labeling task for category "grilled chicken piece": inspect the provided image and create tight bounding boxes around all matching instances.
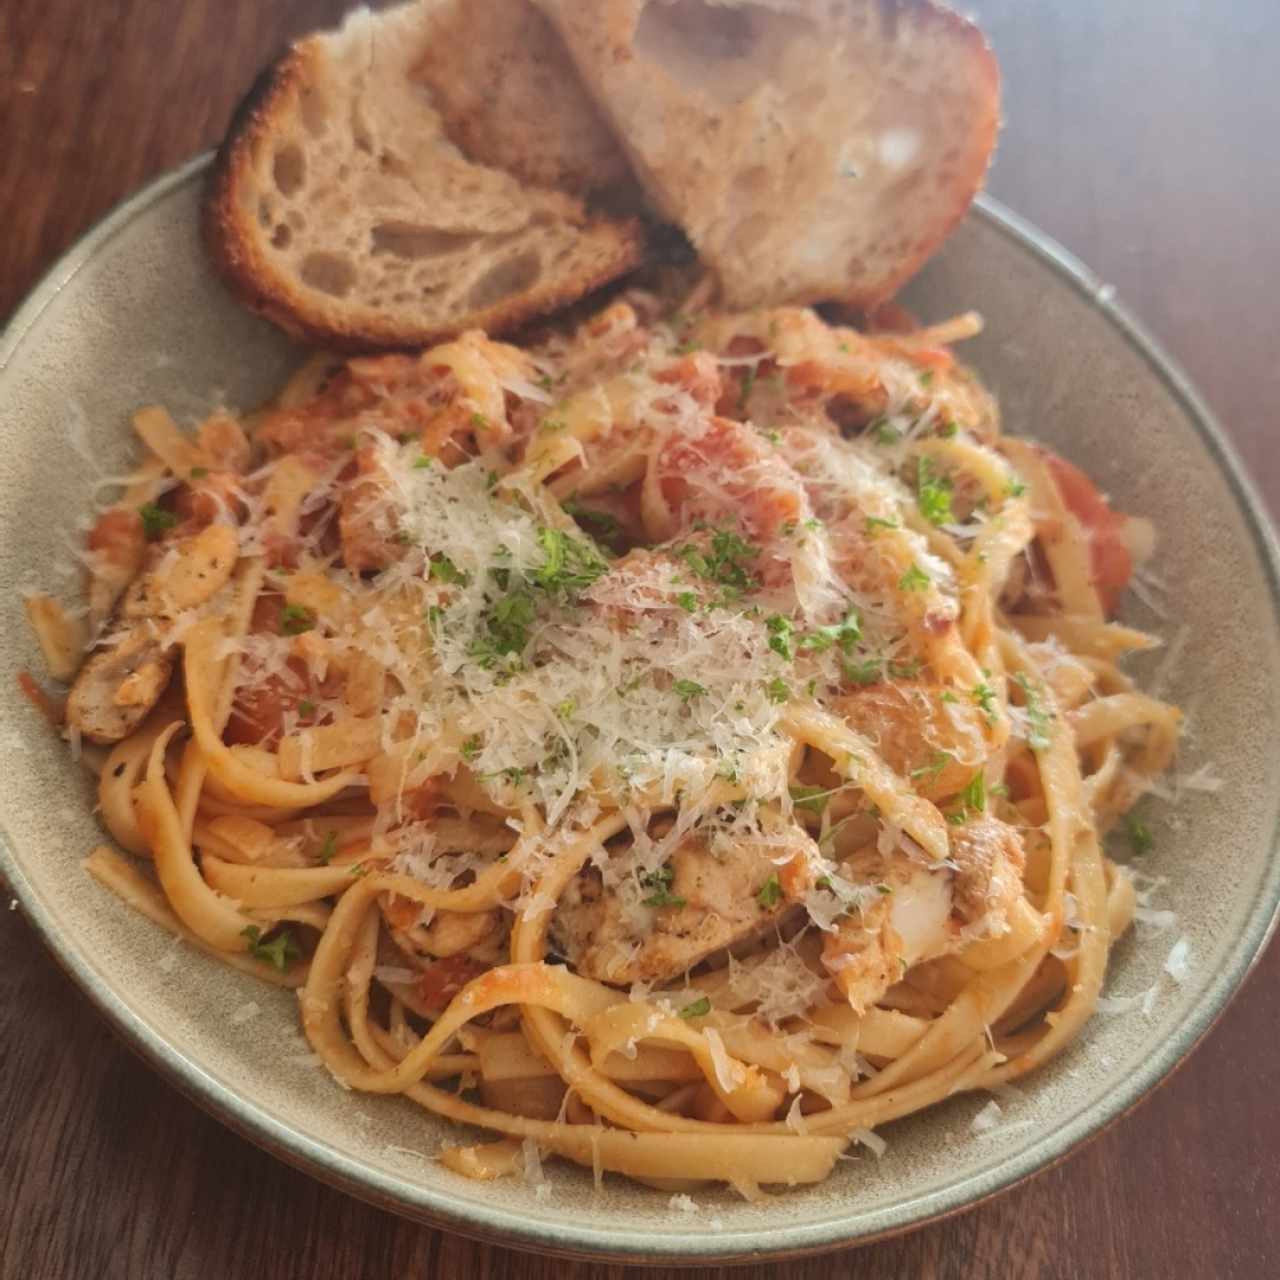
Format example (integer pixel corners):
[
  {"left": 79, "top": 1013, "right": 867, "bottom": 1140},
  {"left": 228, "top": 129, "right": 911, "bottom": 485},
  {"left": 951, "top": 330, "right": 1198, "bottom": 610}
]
[
  {"left": 64, "top": 623, "right": 176, "bottom": 744},
  {"left": 69, "top": 523, "right": 240, "bottom": 743},
  {"left": 120, "top": 523, "right": 239, "bottom": 617},
  {"left": 823, "top": 816, "right": 1026, "bottom": 1012},
  {"left": 551, "top": 827, "right": 816, "bottom": 987},
  {"left": 831, "top": 682, "right": 990, "bottom": 802}
]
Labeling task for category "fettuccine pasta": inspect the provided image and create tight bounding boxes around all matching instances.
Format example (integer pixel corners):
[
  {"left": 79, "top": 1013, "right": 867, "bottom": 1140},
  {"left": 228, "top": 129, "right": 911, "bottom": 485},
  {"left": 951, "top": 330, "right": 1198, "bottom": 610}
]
[{"left": 27, "top": 292, "right": 1179, "bottom": 1195}]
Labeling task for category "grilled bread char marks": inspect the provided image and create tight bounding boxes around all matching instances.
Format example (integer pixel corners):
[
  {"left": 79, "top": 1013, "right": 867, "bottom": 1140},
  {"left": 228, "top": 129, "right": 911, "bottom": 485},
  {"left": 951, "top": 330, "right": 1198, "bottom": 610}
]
[
  {"left": 203, "top": 2, "right": 644, "bottom": 353},
  {"left": 533, "top": 0, "right": 1000, "bottom": 309}
]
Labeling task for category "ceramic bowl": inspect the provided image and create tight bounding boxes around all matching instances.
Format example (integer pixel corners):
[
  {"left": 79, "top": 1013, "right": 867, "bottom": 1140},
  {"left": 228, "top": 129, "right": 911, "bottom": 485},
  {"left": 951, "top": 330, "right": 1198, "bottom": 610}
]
[{"left": 2, "top": 157, "right": 1278, "bottom": 1264}]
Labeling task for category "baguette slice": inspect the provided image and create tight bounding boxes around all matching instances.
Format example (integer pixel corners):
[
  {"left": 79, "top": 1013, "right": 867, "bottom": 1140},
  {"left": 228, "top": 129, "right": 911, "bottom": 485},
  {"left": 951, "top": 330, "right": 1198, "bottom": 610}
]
[
  {"left": 412, "top": 0, "right": 642, "bottom": 204},
  {"left": 532, "top": 0, "right": 999, "bottom": 310},
  {"left": 204, "top": 2, "right": 644, "bottom": 352}
]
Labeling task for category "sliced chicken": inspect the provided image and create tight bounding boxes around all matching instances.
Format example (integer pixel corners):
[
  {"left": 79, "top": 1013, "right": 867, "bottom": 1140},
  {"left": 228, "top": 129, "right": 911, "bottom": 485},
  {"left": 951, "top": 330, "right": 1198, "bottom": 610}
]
[
  {"left": 65, "top": 623, "right": 176, "bottom": 744},
  {"left": 823, "top": 816, "right": 1026, "bottom": 1012},
  {"left": 551, "top": 826, "right": 816, "bottom": 987},
  {"left": 832, "top": 682, "right": 990, "bottom": 802},
  {"left": 70, "top": 523, "right": 240, "bottom": 743}
]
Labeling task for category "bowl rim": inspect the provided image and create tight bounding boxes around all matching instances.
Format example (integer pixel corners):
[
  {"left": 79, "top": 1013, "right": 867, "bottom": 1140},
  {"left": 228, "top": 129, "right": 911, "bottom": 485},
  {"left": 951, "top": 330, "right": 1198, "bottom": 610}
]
[{"left": 3, "top": 154, "right": 1279, "bottom": 1264}]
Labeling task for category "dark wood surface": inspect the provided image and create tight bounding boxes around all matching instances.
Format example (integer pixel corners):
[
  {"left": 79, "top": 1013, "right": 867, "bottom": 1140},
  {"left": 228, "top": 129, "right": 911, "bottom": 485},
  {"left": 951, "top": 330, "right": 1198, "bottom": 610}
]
[{"left": 2, "top": 1, "right": 1278, "bottom": 1276}]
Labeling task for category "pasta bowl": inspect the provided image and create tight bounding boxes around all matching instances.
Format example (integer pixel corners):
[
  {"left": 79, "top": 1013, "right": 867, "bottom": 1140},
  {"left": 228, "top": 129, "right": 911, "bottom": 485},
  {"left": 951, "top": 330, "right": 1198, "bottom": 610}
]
[{"left": 1, "top": 156, "right": 1279, "bottom": 1263}]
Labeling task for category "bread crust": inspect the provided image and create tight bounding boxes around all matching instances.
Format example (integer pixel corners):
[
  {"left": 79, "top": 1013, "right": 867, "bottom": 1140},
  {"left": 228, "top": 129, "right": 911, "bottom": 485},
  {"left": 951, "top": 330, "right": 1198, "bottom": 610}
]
[
  {"left": 533, "top": 0, "right": 1000, "bottom": 309},
  {"left": 203, "top": 22, "right": 644, "bottom": 354}
]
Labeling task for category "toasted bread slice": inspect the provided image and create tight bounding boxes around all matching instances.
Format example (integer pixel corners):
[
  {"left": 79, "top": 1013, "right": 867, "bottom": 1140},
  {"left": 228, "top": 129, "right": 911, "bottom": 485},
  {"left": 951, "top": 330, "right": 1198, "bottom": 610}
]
[
  {"left": 204, "top": 3, "right": 644, "bottom": 352},
  {"left": 412, "top": 0, "right": 642, "bottom": 205},
  {"left": 532, "top": 0, "right": 999, "bottom": 310}
]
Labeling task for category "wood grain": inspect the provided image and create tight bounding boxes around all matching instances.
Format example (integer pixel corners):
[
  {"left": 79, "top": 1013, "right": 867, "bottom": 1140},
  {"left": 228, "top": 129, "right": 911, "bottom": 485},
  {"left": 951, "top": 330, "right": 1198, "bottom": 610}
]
[{"left": 2, "top": 2, "right": 1278, "bottom": 1277}]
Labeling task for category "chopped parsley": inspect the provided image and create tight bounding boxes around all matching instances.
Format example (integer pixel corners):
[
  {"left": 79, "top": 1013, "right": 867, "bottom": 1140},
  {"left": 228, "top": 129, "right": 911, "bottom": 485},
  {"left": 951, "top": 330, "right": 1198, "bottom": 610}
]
[
  {"left": 1005, "top": 478, "right": 1028, "bottom": 499},
  {"left": 673, "top": 679, "right": 707, "bottom": 702},
  {"left": 678, "top": 528, "right": 760, "bottom": 599},
  {"left": 461, "top": 735, "right": 482, "bottom": 762},
  {"left": 971, "top": 680, "right": 999, "bottom": 720},
  {"left": 915, "top": 456, "right": 954, "bottom": 527},
  {"left": 844, "top": 657, "right": 882, "bottom": 685},
  {"left": 739, "top": 367, "right": 757, "bottom": 413},
  {"left": 298, "top": 698, "right": 317, "bottom": 718},
  {"left": 138, "top": 503, "right": 178, "bottom": 540},
  {"left": 533, "top": 527, "right": 608, "bottom": 595},
  {"left": 938, "top": 420, "right": 959, "bottom": 438},
  {"left": 470, "top": 412, "right": 490, "bottom": 430},
  {"left": 279, "top": 603, "right": 315, "bottom": 635},
  {"left": 765, "top": 676, "right": 791, "bottom": 704},
  {"left": 413, "top": 454, "right": 434, "bottom": 469},
  {"left": 429, "top": 553, "right": 468, "bottom": 585},
  {"left": 241, "top": 925, "right": 300, "bottom": 972},
  {"left": 799, "top": 607, "right": 862, "bottom": 656},
  {"left": 1125, "top": 813, "right": 1154, "bottom": 856},
  {"left": 1011, "top": 672, "right": 1053, "bottom": 750},
  {"left": 756, "top": 873, "right": 783, "bottom": 909},
  {"left": 317, "top": 831, "right": 338, "bottom": 864},
  {"left": 676, "top": 591, "right": 698, "bottom": 613},
  {"left": 678, "top": 996, "right": 711, "bottom": 1020},
  {"left": 865, "top": 515, "right": 899, "bottom": 533},
  {"left": 468, "top": 590, "right": 536, "bottom": 668},
  {"left": 189, "top": 466, "right": 209, "bottom": 479},
  {"left": 640, "top": 864, "right": 686, "bottom": 909},
  {"left": 918, "top": 370, "right": 935, "bottom": 387},
  {"left": 872, "top": 420, "right": 901, "bottom": 446},
  {"left": 959, "top": 771, "right": 987, "bottom": 813},
  {"left": 765, "top": 614, "right": 794, "bottom": 659},
  {"left": 899, "top": 563, "right": 930, "bottom": 592},
  {"left": 556, "top": 698, "right": 577, "bottom": 720}
]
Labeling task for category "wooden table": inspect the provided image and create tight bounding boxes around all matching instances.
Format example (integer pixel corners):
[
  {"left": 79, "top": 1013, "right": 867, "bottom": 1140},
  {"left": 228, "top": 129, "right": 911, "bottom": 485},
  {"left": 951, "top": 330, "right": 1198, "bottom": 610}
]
[{"left": 3, "top": 1, "right": 1277, "bottom": 1276}]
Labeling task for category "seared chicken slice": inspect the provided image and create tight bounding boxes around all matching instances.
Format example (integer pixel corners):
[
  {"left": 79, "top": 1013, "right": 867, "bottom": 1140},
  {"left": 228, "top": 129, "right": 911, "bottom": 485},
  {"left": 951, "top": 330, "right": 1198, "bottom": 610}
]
[
  {"left": 823, "top": 816, "right": 1026, "bottom": 1012},
  {"left": 551, "top": 826, "right": 816, "bottom": 987},
  {"left": 65, "top": 623, "right": 176, "bottom": 744}
]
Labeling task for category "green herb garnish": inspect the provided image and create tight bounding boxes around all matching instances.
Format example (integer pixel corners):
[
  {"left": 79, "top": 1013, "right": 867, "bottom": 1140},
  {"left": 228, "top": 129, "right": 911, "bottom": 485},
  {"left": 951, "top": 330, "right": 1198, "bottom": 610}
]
[
  {"left": 673, "top": 679, "right": 707, "bottom": 702},
  {"left": 756, "top": 873, "right": 783, "bottom": 909},
  {"left": 279, "top": 603, "right": 315, "bottom": 635},
  {"left": 765, "top": 614, "right": 794, "bottom": 660},
  {"left": 916, "top": 456, "right": 954, "bottom": 527},
  {"left": 1125, "top": 814, "right": 1154, "bottom": 856},
  {"left": 429, "top": 553, "right": 468, "bottom": 585},
  {"left": 1011, "top": 672, "right": 1052, "bottom": 750},
  {"left": 138, "top": 503, "right": 178, "bottom": 540},
  {"left": 765, "top": 676, "right": 791, "bottom": 704},
  {"left": 899, "top": 563, "right": 930, "bottom": 592},
  {"left": 640, "top": 864, "right": 686, "bottom": 909},
  {"left": 241, "top": 925, "right": 300, "bottom": 972},
  {"left": 865, "top": 515, "right": 899, "bottom": 533}
]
